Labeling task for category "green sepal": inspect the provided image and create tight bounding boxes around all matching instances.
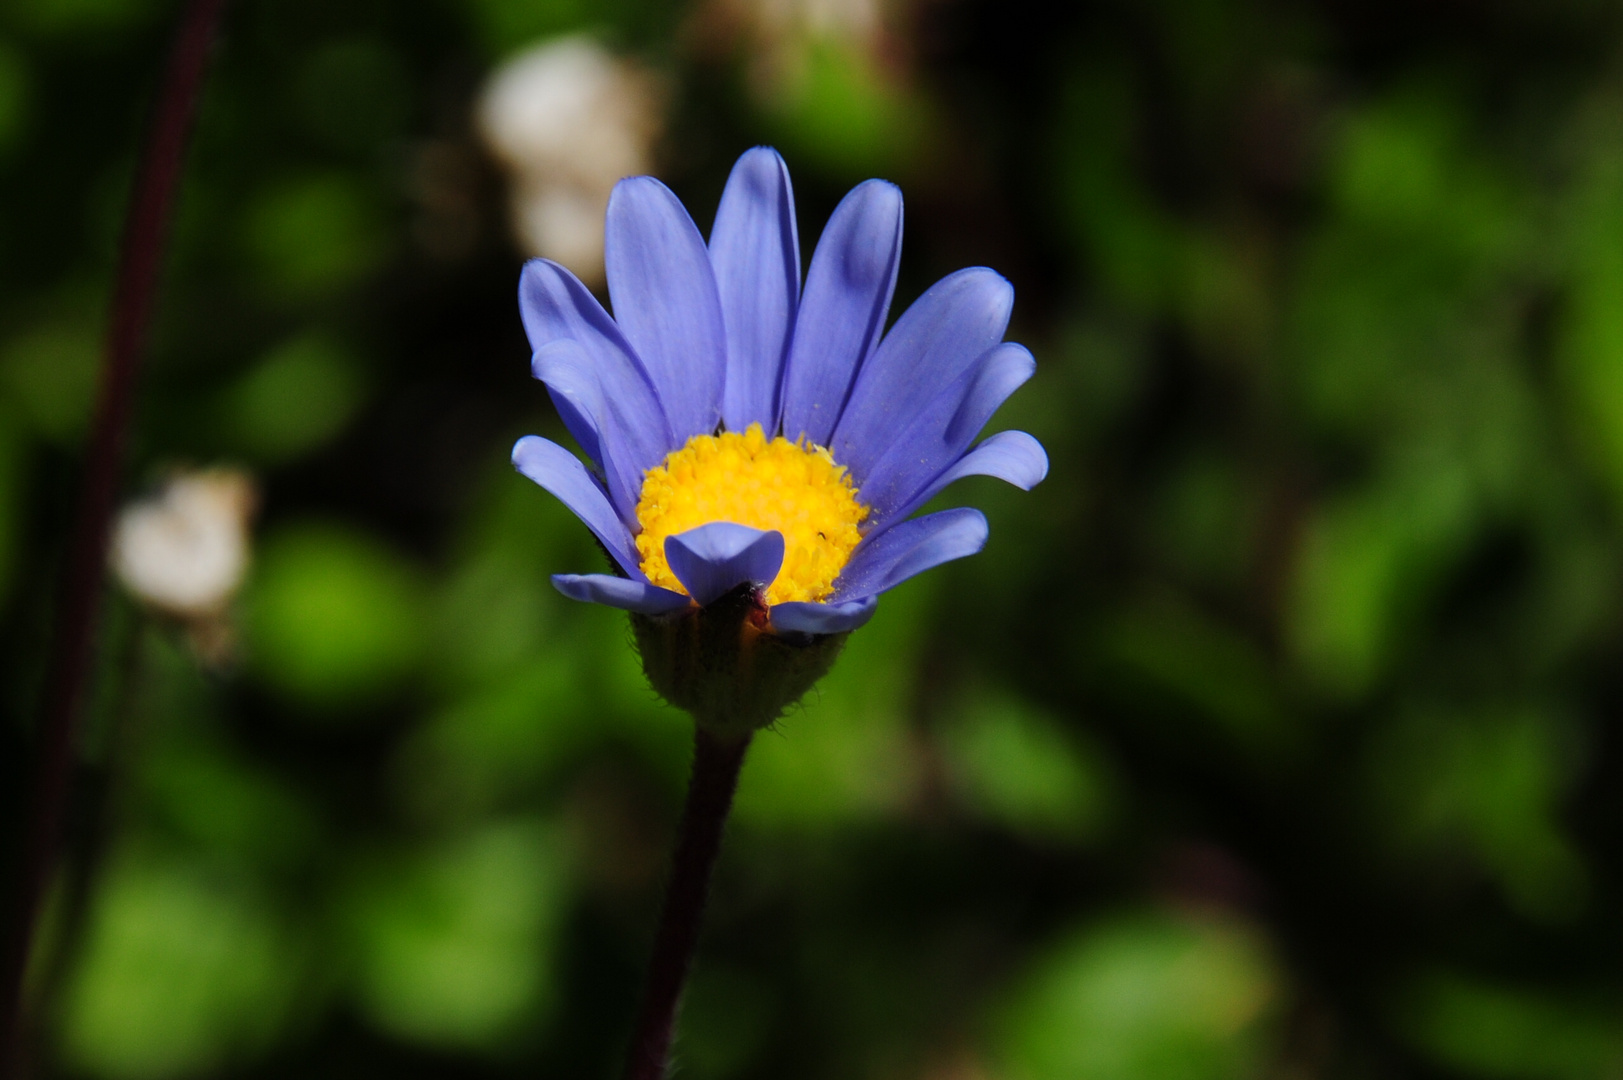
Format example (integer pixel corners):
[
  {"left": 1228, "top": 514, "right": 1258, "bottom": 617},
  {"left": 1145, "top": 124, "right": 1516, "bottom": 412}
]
[{"left": 631, "top": 584, "right": 848, "bottom": 735}]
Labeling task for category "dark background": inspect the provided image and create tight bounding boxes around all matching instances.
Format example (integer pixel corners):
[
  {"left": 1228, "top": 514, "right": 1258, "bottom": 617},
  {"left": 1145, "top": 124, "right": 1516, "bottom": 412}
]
[{"left": 4, "top": 0, "right": 1623, "bottom": 1076}]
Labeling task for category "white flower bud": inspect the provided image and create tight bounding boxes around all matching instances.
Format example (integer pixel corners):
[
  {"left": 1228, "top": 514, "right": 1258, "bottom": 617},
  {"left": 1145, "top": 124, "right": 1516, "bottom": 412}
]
[{"left": 110, "top": 467, "right": 256, "bottom": 620}]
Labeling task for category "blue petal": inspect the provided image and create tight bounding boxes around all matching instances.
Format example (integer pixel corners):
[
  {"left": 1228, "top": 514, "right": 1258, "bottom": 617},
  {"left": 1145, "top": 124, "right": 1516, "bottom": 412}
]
[
  {"left": 770, "top": 596, "right": 878, "bottom": 635},
  {"left": 935, "top": 429, "right": 1049, "bottom": 497},
  {"left": 884, "top": 430, "right": 1048, "bottom": 524},
  {"left": 830, "top": 268, "right": 1014, "bottom": 485},
  {"left": 606, "top": 176, "right": 726, "bottom": 440},
  {"left": 710, "top": 148, "right": 800, "bottom": 433},
  {"left": 512, "top": 435, "right": 642, "bottom": 578},
  {"left": 552, "top": 573, "right": 691, "bottom": 614},
  {"left": 519, "top": 260, "right": 673, "bottom": 514},
  {"left": 831, "top": 507, "right": 989, "bottom": 602},
  {"left": 664, "top": 522, "right": 786, "bottom": 606},
  {"left": 779, "top": 179, "right": 903, "bottom": 445},
  {"left": 857, "top": 342, "right": 1035, "bottom": 525},
  {"left": 531, "top": 339, "right": 668, "bottom": 525},
  {"left": 544, "top": 378, "right": 601, "bottom": 471}
]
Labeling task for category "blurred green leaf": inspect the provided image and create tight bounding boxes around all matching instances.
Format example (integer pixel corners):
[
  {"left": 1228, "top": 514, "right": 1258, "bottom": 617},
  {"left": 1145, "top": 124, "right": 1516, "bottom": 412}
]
[
  {"left": 1052, "top": 67, "right": 1271, "bottom": 346},
  {"left": 344, "top": 820, "right": 570, "bottom": 1049},
  {"left": 8, "top": 0, "right": 165, "bottom": 35},
  {"left": 1286, "top": 457, "right": 1475, "bottom": 697},
  {"left": 1331, "top": 95, "right": 1519, "bottom": 258},
  {"left": 0, "top": 408, "right": 27, "bottom": 603},
  {"left": 1045, "top": 315, "right": 1149, "bottom": 452},
  {"left": 589, "top": 611, "right": 694, "bottom": 783},
  {"left": 462, "top": 0, "right": 597, "bottom": 56},
  {"left": 675, "top": 966, "right": 777, "bottom": 1080},
  {"left": 1153, "top": 453, "right": 1259, "bottom": 589},
  {"left": 243, "top": 175, "right": 386, "bottom": 301},
  {"left": 1369, "top": 702, "right": 1588, "bottom": 922},
  {"left": 1559, "top": 133, "right": 1623, "bottom": 509},
  {"left": 293, "top": 39, "right": 412, "bottom": 155},
  {"left": 1290, "top": 90, "right": 1526, "bottom": 442},
  {"left": 56, "top": 850, "right": 304, "bottom": 1080},
  {"left": 393, "top": 653, "right": 585, "bottom": 822},
  {"left": 143, "top": 741, "right": 322, "bottom": 871},
  {"left": 1398, "top": 971, "right": 1623, "bottom": 1080},
  {"left": 763, "top": 38, "right": 929, "bottom": 178},
  {"left": 1174, "top": 229, "right": 1273, "bottom": 360},
  {"left": 940, "top": 690, "right": 1116, "bottom": 844},
  {"left": 732, "top": 579, "right": 930, "bottom": 829},
  {"left": 0, "top": 42, "right": 30, "bottom": 151},
  {"left": 0, "top": 321, "right": 98, "bottom": 444},
  {"left": 1053, "top": 63, "right": 1179, "bottom": 313},
  {"left": 243, "top": 522, "right": 429, "bottom": 709},
  {"left": 219, "top": 333, "right": 366, "bottom": 463},
  {"left": 433, "top": 546, "right": 556, "bottom": 690},
  {"left": 994, "top": 911, "right": 1280, "bottom": 1080},
  {"left": 1102, "top": 594, "right": 1292, "bottom": 758}
]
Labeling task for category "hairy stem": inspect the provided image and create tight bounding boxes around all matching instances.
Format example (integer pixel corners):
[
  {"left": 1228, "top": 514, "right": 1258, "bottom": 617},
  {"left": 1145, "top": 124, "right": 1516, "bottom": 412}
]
[
  {"left": 0, "top": 1, "right": 228, "bottom": 1073},
  {"left": 622, "top": 727, "right": 752, "bottom": 1080}
]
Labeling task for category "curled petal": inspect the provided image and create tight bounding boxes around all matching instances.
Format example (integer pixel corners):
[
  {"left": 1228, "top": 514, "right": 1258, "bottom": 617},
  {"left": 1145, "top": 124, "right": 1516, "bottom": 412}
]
[
  {"left": 665, "top": 522, "right": 786, "bottom": 606},
  {"left": 512, "top": 436, "right": 642, "bottom": 578},
  {"left": 833, "top": 507, "right": 989, "bottom": 602},
  {"left": 770, "top": 596, "right": 878, "bottom": 635},
  {"left": 831, "top": 268, "right": 1014, "bottom": 485},
  {"left": 859, "top": 342, "right": 1036, "bottom": 525},
  {"left": 531, "top": 339, "right": 668, "bottom": 523},
  {"left": 518, "top": 259, "right": 672, "bottom": 477},
  {"left": 538, "top": 370, "right": 601, "bottom": 471},
  {"left": 947, "top": 344, "right": 1036, "bottom": 446},
  {"left": 552, "top": 573, "right": 691, "bottom": 614},
  {"left": 930, "top": 430, "right": 1047, "bottom": 499},
  {"left": 606, "top": 176, "right": 726, "bottom": 440},
  {"left": 711, "top": 147, "right": 800, "bottom": 433},
  {"left": 779, "top": 179, "right": 903, "bottom": 446}
]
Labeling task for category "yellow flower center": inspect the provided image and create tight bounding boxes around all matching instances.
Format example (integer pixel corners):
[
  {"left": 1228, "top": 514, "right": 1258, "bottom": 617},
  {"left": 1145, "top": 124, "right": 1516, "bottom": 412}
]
[{"left": 635, "top": 423, "right": 868, "bottom": 605}]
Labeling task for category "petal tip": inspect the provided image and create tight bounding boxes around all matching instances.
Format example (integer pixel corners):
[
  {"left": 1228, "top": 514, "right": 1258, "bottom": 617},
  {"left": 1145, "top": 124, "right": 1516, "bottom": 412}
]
[
  {"left": 853, "top": 176, "right": 903, "bottom": 201},
  {"left": 737, "top": 144, "right": 788, "bottom": 169},
  {"left": 511, "top": 434, "right": 543, "bottom": 467},
  {"left": 1023, "top": 438, "right": 1050, "bottom": 488},
  {"left": 951, "top": 508, "right": 991, "bottom": 556},
  {"left": 609, "top": 172, "right": 670, "bottom": 204}
]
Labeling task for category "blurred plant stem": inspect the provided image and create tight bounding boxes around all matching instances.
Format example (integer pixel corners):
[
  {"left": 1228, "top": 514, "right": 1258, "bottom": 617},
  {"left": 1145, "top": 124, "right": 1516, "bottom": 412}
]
[
  {"left": 32, "top": 615, "right": 149, "bottom": 1046},
  {"left": 0, "top": 1, "right": 228, "bottom": 1074},
  {"left": 622, "top": 727, "right": 752, "bottom": 1080}
]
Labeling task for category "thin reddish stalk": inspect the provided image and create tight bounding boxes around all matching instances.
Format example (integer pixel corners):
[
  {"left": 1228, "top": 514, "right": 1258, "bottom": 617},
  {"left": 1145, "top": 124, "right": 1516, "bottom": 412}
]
[
  {"left": 0, "top": 1, "right": 228, "bottom": 1073},
  {"left": 622, "top": 727, "right": 752, "bottom": 1080}
]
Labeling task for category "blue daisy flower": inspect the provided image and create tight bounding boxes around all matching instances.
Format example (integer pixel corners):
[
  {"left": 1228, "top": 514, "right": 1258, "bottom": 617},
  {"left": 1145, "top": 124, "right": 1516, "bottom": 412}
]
[{"left": 512, "top": 146, "right": 1047, "bottom": 640}]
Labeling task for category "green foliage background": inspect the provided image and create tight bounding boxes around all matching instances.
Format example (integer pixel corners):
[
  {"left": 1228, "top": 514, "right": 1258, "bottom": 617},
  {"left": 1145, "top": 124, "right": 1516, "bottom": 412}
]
[{"left": 3, "top": 0, "right": 1622, "bottom": 1077}]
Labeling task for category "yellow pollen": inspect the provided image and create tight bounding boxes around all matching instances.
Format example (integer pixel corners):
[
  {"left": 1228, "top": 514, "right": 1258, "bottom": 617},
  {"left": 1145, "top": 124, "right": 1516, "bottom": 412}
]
[{"left": 635, "top": 423, "right": 868, "bottom": 605}]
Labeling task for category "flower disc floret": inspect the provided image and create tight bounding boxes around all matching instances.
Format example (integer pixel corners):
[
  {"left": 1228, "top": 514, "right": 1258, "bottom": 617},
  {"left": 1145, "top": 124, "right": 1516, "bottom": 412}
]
[{"left": 635, "top": 423, "right": 868, "bottom": 604}]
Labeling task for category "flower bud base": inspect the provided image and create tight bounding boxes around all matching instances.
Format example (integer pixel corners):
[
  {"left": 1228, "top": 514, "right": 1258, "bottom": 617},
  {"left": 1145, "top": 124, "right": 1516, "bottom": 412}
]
[{"left": 631, "top": 584, "right": 848, "bottom": 734}]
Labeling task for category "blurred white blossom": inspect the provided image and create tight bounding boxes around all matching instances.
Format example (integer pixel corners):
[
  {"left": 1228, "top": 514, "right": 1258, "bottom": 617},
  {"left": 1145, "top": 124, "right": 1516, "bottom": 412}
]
[
  {"left": 476, "top": 36, "right": 661, "bottom": 283},
  {"left": 111, "top": 467, "right": 256, "bottom": 623}
]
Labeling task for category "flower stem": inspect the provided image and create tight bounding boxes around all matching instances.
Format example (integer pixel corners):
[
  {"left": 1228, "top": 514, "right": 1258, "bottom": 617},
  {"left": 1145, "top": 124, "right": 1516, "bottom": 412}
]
[
  {"left": 622, "top": 726, "right": 752, "bottom": 1080},
  {"left": 0, "top": 1, "right": 227, "bottom": 1073}
]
